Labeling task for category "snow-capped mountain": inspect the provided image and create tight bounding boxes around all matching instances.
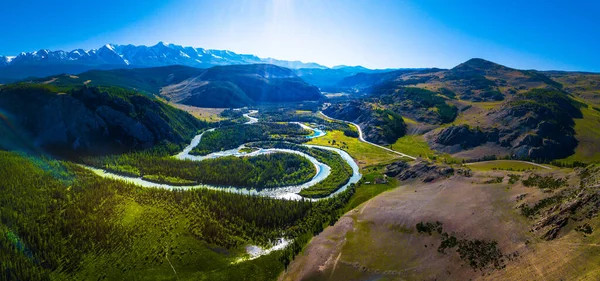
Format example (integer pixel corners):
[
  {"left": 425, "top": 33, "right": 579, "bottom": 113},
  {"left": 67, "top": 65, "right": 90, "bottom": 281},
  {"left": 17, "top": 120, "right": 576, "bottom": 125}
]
[
  {"left": 0, "top": 56, "right": 13, "bottom": 66},
  {"left": 0, "top": 42, "right": 326, "bottom": 72}
]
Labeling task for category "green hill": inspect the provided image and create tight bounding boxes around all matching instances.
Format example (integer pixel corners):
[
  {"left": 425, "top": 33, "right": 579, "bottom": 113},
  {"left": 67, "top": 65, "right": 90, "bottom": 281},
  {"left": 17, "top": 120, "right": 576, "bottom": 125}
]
[
  {"left": 33, "top": 64, "right": 324, "bottom": 108},
  {"left": 0, "top": 84, "right": 206, "bottom": 156}
]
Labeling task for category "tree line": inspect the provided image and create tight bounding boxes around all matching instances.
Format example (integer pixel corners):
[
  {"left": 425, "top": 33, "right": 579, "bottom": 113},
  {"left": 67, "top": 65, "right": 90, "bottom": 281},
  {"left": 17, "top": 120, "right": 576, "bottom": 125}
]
[
  {"left": 0, "top": 150, "right": 357, "bottom": 280},
  {"left": 83, "top": 149, "right": 316, "bottom": 189}
]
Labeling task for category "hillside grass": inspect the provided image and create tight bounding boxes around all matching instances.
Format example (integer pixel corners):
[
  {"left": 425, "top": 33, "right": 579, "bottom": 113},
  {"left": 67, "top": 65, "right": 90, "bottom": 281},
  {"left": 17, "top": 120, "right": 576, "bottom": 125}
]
[
  {"left": 390, "top": 135, "right": 435, "bottom": 159},
  {"left": 466, "top": 160, "right": 546, "bottom": 171},
  {"left": 344, "top": 168, "right": 399, "bottom": 212},
  {"left": 401, "top": 116, "right": 419, "bottom": 125},
  {"left": 562, "top": 105, "right": 600, "bottom": 163},
  {"left": 447, "top": 100, "right": 503, "bottom": 128},
  {"left": 306, "top": 130, "right": 400, "bottom": 167}
]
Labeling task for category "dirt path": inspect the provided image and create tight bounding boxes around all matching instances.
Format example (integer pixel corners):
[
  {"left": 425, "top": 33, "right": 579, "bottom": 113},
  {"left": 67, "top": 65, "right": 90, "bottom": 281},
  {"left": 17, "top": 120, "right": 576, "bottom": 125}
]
[
  {"left": 464, "top": 160, "right": 552, "bottom": 170},
  {"left": 526, "top": 255, "right": 546, "bottom": 280},
  {"left": 329, "top": 251, "right": 343, "bottom": 279}
]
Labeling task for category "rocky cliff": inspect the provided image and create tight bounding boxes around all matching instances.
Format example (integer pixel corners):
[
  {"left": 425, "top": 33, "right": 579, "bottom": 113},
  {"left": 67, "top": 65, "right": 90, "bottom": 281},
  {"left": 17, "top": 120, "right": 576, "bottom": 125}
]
[
  {"left": 0, "top": 85, "right": 205, "bottom": 156},
  {"left": 323, "top": 100, "right": 406, "bottom": 144},
  {"left": 428, "top": 89, "right": 581, "bottom": 160}
]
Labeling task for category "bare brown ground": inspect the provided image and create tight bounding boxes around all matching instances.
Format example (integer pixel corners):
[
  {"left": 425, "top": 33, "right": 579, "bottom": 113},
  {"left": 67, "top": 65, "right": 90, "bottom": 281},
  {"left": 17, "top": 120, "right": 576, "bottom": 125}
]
[
  {"left": 280, "top": 168, "right": 598, "bottom": 281},
  {"left": 170, "top": 103, "right": 225, "bottom": 122},
  {"left": 452, "top": 143, "right": 511, "bottom": 160},
  {"left": 42, "top": 77, "right": 58, "bottom": 84}
]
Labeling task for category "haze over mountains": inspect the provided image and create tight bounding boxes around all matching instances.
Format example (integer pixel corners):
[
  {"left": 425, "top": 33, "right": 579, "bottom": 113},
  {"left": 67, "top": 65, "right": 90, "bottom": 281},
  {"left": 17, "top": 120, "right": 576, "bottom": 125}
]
[
  {"left": 28, "top": 64, "right": 323, "bottom": 108},
  {"left": 0, "top": 42, "right": 331, "bottom": 82},
  {"left": 4, "top": 41, "right": 600, "bottom": 162}
]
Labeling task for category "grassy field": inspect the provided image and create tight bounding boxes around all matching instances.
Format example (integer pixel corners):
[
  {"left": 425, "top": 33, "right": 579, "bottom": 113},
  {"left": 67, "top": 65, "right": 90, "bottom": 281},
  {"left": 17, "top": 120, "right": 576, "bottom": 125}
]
[
  {"left": 562, "top": 105, "right": 600, "bottom": 163},
  {"left": 466, "top": 160, "right": 548, "bottom": 171},
  {"left": 390, "top": 135, "right": 458, "bottom": 163},
  {"left": 294, "top": 110, "right": 312, "bottom": 115},
  {"left": 306, "top": 130, "right": 401, "bottom": 167},
  {"left": 344, "top": 168, "right": 399, "bottom": 212},
  {"left": 390, "top": 135, "right": 435, "bottom": 159},
  {"left": 447, "top": 101, "right": 501, "bottom": 127},
  {"left": 401, "top": 116, "right": 419, "bottom": 125}
]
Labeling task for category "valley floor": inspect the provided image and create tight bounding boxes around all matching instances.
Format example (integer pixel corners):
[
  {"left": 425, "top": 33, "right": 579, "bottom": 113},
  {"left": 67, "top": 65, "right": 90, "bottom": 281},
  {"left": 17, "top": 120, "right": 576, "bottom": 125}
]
[{"left": 281, "top": 166, "right": 600, "bottom": 281}]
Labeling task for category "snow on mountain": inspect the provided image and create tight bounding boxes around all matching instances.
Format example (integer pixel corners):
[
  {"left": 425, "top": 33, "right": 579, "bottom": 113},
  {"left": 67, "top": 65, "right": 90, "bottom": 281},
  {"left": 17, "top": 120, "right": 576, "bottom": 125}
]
[
  {"left": 0, "top": 42, "right": 326, "bottom": 70},
  {"left": 261, "top": 57, "right": 326, "bottom": 69}
]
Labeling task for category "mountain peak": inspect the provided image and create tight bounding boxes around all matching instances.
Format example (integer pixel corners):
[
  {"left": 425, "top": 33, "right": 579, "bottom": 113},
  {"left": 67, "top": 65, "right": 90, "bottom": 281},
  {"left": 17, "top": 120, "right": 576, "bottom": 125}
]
[
  {"left": 0, "top": 42, "right": 329, "bottom": 81},
  {"left": 102, "top": 44, "right": 116, "bottom": 52},
  {"left": 455, "top": 58, "right": 505, "bottom": 70},
  {"left": 154, "top": 41, "right": 169, "bottom": 48}
]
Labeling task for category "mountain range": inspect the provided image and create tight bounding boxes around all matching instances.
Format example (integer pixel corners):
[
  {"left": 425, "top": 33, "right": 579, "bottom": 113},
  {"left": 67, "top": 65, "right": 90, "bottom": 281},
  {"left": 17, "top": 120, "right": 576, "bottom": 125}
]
[
  {"left": 0, "top": 42, "right": 330, "bottom": 82},
  {"left": 27, "top": 64, "right": 323, "bottom": 108},
  {"left": 3, "top": 42, "right": 600, "bottom": 281},
  {"left": 322, "top": 58, "right": 600, "bottom": 162}
]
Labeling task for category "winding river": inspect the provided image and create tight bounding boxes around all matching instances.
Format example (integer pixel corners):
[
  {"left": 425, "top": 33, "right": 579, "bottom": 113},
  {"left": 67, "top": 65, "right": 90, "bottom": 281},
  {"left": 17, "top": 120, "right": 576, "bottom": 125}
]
[
  {"left": 86, "top": 110, "right": 360, "bottom": 201},
  {"left": 84, "top": 110, "right": 361, "bottom": 259}
]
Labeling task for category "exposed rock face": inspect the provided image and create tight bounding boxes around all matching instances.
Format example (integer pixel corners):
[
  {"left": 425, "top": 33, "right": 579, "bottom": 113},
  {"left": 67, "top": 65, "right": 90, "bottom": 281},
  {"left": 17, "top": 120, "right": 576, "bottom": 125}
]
[
  {"left": 531, "top": 165, "right": 600, "bottom": 240},
  {"left": 534, "top": 191, "right": 600, "bottom": 240},
  {"left": 429, "top": 125, "right": 499, "bottom": 154},
  {"left": 95, "top": 106, "right": 155, "bottom": 148},
  {"left": 429, "top": 89, "right": 580, "bottom": 161},
  {"left": 384, "top": 161, "right": 454, "bottom": 183},
  {"left": 0, "top": 85, "right": 204, "bottom": 155},
  {"left": 323, "top": 100, "right": 406, "bottom": 144}
]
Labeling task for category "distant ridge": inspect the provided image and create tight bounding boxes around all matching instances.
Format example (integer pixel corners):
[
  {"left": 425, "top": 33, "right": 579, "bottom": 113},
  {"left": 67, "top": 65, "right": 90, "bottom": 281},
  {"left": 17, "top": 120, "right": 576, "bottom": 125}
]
[
  {"left": 0, "top": 42, "right": 328, "bottom": 81},
  {"left": 30, "top": 64, "right": 324, "bottom": 108}
]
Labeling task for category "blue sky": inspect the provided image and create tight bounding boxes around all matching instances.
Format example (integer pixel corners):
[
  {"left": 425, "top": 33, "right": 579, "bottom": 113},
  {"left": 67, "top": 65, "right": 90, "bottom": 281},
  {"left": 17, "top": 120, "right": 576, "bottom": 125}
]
[{"left": 1, "top": 0, "right": 598, "bottom": 71}]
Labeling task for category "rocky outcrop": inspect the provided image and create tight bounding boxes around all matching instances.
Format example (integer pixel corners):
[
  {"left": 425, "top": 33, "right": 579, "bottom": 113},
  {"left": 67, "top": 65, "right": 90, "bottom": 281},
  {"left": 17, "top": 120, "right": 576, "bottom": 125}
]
[
  {"left": 0, "top": 85, "right": 205, "bottom": 155},
  {"left": 534, "top": 191, "right": 600, "bottom": 240},
  {"left": 324, "top": 100, "right": 406, "bottom": 145},
  {"left": 384, "top": 161, "right": 454, "bottom": 183},
  {"left": 531, "top": 166, "right": 600, "bottom": 240},
  {"left": 429, "top": 89, "right": 580, "bottom": 161},
  {"left": 429, "top": 125, "right": 499, "bottom": 153},
  {"left": 95, "top": 106, "right": 155, "bottom": 148}
]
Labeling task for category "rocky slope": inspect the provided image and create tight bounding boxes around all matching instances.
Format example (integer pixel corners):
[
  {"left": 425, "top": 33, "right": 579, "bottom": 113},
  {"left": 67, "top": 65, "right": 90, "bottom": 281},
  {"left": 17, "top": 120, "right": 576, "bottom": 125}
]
[
  {"left": 428, "top": 89, "right": 582, "bottom": 160},
  {"left": 324, "top": 58, "right": 597, "bottom": 161},
  {"left": 369, "top": 84, "right": 459, "bottom": 124},
  {"left": 331, "top": 58, "right": 563, "bottom": 101},
  {"left": 323, "top": 100, "right": 406, "bottom": 144},
  {"left": 323, "top": 85, "right": 458, "bottom": 145},
  {"left": 0, "top": 84, "right": 205, "bottom": 156}
]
